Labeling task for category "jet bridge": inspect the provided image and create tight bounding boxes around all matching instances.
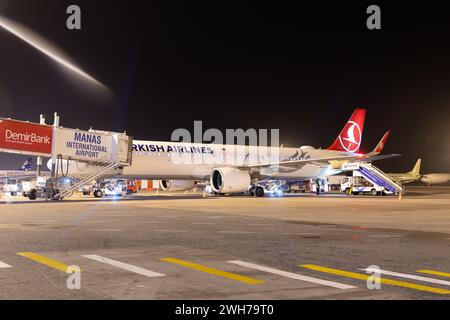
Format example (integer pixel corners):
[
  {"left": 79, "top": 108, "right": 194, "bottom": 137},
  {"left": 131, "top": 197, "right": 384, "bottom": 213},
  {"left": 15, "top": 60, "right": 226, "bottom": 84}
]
[{"left": 0, "top": 114, "right": 133, "bottom": 200}]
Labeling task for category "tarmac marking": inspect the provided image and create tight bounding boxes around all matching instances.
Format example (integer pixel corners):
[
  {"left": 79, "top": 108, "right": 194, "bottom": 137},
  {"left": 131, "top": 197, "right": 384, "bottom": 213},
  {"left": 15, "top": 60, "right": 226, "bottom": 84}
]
[
  {"left": 153, "top": 229, "right": 188, "bottom": 233},
  {"left": 161, "top": 257, "right": 264, "bottom": 285},
  {"left": 417, "top": 270, "right": 450, "bottom": 278},
  {"left": 247, "top": 223, "right": 274, "bottom": 226},
  {"left": 82, "top": 255, "right": 165, "bottom": 277},
  {"left": 17, "top": 252, "right": 75, "bottom": 273},
  {"left": 300, "top": 264, "right": 450, "bottom": 295},
  {"left": 228, "top": 260, "right": 355, "bottom": 289},
  {"left": 360, "top": 267, "right": 450, "bottom": 286},
  {"left": 0, "top": 260, "right": 12, "bottom": 268}
]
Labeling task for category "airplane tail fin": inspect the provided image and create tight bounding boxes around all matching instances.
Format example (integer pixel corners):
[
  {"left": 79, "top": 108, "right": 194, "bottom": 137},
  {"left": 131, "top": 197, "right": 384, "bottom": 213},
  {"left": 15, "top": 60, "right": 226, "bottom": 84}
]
[
  {"left": 372, "top": 130, "right": 391, "bottom": 155},
  {"left": 409, "top": 159, "right": 421, "bottom": 175},
  {"left": 327, "top": 108, "right": 366, "bottom": 153}
]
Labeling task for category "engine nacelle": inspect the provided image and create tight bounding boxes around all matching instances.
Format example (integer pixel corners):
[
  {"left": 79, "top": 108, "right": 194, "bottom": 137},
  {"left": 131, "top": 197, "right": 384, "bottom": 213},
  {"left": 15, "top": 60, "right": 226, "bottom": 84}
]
[
  {"left": 211, "top": 167, "right": 251, "bottom": 194},
  {"left": 160, "top": 180, "right": 196, "bottom": 191}
]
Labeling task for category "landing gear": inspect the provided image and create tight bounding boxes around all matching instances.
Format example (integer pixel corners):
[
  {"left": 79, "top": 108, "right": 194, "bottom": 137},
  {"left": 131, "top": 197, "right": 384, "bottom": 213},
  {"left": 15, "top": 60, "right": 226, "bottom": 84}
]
[{"left": 248, "top": 184, "right": 256, "bottom": 196}]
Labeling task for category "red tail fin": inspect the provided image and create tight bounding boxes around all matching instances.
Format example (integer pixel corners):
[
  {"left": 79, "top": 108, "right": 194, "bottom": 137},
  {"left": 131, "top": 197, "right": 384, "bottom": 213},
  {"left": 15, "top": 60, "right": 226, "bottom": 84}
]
[
  {"left": 373, "top": 130, "right": 390, "bottom": 154},
  {"left": 327, "top": 108, "right": 366, "bottom": 153}
]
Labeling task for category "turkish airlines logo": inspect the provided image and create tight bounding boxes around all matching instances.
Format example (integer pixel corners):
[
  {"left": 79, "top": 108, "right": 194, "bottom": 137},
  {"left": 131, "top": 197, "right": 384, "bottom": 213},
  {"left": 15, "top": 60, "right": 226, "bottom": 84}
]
[{"left": 338, "top": 121, "right": 362, "bottom": 153}]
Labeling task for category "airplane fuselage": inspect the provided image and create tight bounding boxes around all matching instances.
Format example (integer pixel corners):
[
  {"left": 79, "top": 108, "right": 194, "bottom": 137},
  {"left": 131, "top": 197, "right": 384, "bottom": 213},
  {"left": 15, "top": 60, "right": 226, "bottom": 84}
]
[{"left": 118, "top": 140, "right": 351, "bottom": 181}]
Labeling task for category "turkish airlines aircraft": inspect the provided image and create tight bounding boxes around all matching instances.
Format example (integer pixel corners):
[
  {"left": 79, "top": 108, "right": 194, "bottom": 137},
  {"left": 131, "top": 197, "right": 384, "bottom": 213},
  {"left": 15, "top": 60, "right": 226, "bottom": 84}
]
[{"left": 116, "top": 109, "right": 395, "bottom": 196}]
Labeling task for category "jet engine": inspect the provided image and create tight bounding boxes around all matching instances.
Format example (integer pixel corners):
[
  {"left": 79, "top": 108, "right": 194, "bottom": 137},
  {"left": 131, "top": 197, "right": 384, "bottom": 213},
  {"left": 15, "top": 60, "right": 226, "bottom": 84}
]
[
  {"left": 159, "top": 180, "right": 196, "bottom": 191},
  {"left": 211, "top": 167, "right": 251, "bottom": 194}
]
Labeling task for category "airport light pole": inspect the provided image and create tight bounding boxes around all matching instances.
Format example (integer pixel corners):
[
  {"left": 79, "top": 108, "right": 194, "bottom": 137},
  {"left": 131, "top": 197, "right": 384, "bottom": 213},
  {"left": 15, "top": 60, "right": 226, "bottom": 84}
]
[
  {"left": 47, "top": 112, "right": 60, "bottom": 200},
  {"left": 36, "top": 114, "right": 46, "bottom": 177}
]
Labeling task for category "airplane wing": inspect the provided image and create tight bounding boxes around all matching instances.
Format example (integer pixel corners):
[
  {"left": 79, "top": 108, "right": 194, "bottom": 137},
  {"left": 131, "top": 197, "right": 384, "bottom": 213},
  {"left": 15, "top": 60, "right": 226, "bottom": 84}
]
[
  {"left": 245, "top": 155, "right": 364, "bottom": 170},
  {"left": 244, "top": 153, "right": 401, "bottom": 171},
  {"left": 359, "top": 154, "right": 402, "bottom": 162}
]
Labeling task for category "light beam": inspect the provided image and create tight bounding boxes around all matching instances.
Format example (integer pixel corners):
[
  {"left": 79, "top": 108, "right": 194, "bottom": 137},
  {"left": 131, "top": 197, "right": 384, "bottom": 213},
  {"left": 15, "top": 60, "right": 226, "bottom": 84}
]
[{"left": 0, "top": 14, "right": 109, "bottom": 91}]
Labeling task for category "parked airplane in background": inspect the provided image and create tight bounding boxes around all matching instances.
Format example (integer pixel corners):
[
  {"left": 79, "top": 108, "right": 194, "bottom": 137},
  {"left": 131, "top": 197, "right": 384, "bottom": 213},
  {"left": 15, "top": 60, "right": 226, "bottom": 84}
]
[
  {"left": 387, "top": 158, "right": 449, "bottom": 186},
  {"left": 388, "top": 159, "right": 422, "bottom": 184},
  {"left": 0, "top": 158, "right": 36, "bottom": 179},
  {"left": 116, "top": 109, "right": 397, "bottom": 197}
]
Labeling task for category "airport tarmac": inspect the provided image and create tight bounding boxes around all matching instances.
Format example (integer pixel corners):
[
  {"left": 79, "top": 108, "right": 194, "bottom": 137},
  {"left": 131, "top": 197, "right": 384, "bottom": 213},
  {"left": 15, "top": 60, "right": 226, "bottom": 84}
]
[{"left": 0, "top": 186, "right": 449, "bottom": 300}]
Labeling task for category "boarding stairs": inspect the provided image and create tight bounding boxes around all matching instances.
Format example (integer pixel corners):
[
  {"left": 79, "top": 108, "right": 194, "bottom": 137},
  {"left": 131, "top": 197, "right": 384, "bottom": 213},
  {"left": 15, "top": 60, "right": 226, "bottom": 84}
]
[
  {"left": 54, "top": 159, "right": 123, "bottom": 200},
  {"left": 343, "top": 162, "right": 404, "bottom": 195}
]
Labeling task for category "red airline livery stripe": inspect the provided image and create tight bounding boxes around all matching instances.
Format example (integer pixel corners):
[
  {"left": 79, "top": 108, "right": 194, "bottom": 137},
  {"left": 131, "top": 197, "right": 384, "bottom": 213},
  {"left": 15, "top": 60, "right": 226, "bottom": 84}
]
[{"left": 0, "top": 119, "right": 53, "bottom": 155}]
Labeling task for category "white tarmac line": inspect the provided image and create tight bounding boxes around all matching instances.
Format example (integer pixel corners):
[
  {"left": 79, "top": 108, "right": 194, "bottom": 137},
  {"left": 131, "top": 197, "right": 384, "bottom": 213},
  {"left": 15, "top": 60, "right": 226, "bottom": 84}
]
[
  {"left": 361, "top": 268, "right": 450, "bottom": 286},
  {"left": 0, "top": 261, "right": 12, "bottom": 268},
  {"left": 228, "top": 260, "right": 356, "bottom": 290},
  {"left": 82, "top": 255, "right": 165, "bottom": 277}
]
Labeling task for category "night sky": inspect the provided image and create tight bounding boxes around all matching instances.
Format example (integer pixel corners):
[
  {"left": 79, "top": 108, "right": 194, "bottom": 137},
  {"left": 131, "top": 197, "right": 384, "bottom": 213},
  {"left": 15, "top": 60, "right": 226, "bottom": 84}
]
[{"left": 0, "top": 1, "right": 449, "bottom": 172}]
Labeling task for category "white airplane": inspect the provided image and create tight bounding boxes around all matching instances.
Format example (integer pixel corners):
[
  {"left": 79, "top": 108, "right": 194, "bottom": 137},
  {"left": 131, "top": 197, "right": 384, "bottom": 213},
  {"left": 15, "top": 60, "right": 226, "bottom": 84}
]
[
  {"left": 113, "top": 109, "right": 396, "bottom": 196},
  {"left": 388, "top": 159, "right": 422, "bottom": 184}
]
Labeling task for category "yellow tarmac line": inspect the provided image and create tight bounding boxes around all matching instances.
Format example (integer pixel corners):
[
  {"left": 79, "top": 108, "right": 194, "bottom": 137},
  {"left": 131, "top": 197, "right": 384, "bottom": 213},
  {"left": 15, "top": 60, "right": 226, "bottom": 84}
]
[
  {"left": 299, "top": 264, "right": 450, "bottom": 295},
  {"left": 417, "top": 270, "right": 450, "bottom": 278},
  {"left": 17, "top": 252, "right": 77, "bottom": 273},
  {"left": 161, "top": 257, "right": 264, "bottom": 285}
]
